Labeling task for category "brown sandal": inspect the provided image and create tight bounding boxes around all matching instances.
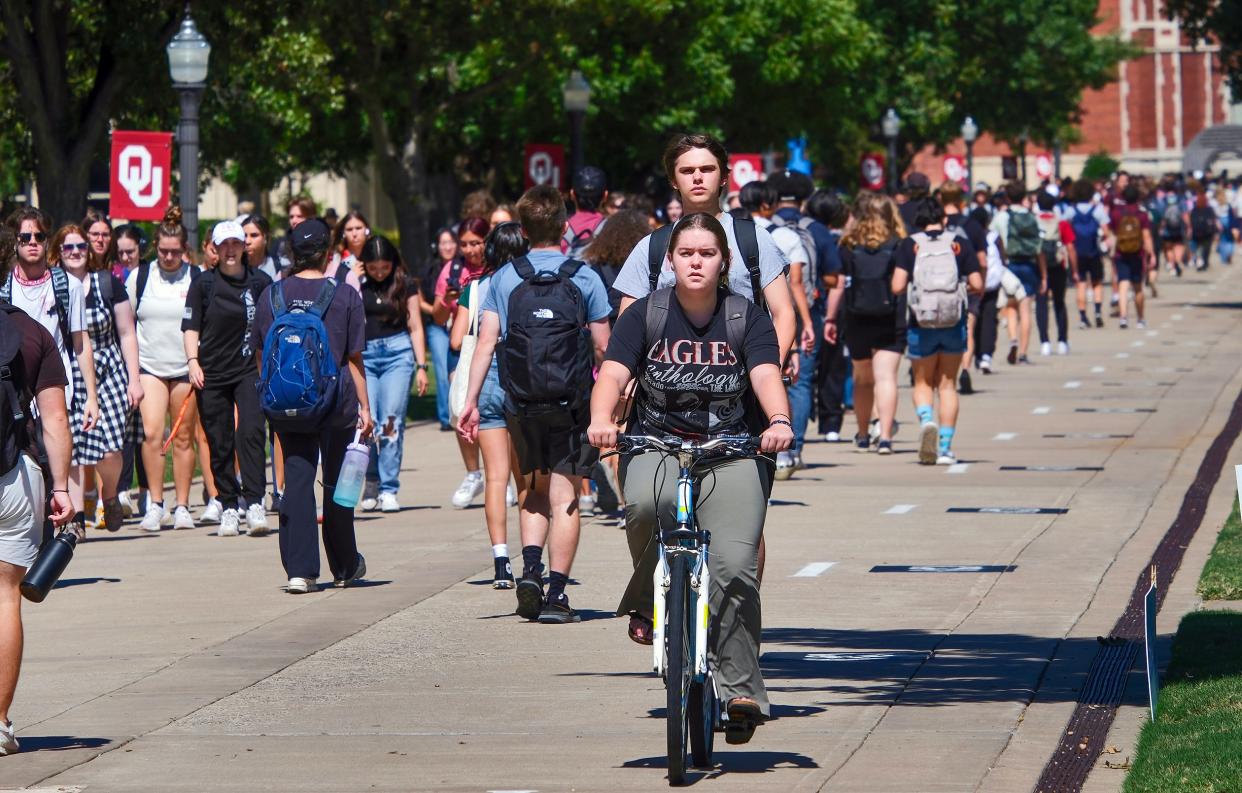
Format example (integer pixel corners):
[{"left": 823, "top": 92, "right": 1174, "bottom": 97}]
[
  {"left": 627, "top": 612, "right": 654, "bottom": 645},
  {"left": 725, "top": 697, "right": 763, "bottom": 745}
]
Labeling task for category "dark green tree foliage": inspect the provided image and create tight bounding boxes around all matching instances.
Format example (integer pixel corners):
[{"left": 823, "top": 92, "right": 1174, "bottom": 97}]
[{"left": 1166, "top": 0, "right": 1242, "bottom": 99}]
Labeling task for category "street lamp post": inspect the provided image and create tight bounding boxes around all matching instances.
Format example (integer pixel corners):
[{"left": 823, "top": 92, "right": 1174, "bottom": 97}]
[
  {"left": 1018, "top": 129, "right": 1029, "bottom": 187},
  {"left": 882, "top": 108, "right": 901, "bottom": 195},
  {"left": 961, "top": 116, "right": 978, "bottom": 188},
  {"left": 562, "top": 70, "right": 591, "bottom": 183},
  {"left": 166, "top": 5, "right": 210, "bottom": 250}
]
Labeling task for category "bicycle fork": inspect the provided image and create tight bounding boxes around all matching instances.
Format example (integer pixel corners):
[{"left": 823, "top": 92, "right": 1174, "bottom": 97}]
[{"left": 652, "top": 473, "right": 711, "bottom": 680}]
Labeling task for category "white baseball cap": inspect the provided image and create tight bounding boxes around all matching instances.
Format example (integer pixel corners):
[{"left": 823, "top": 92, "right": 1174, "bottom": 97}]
[{"left": 211, "top": 220, "right": 245, "bottom": 246}]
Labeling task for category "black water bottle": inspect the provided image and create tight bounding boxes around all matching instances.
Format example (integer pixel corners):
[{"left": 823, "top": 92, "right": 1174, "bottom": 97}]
[{"left": 21, "top": 530, "right": 78, "bottom": 603}]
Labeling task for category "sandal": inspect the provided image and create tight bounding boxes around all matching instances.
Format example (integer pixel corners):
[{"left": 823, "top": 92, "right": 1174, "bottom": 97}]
[
  {"left": 627, "top": 612, "right": 654, "bottom": 645},
  {"left": 724, "top": 697, "right": 763, "bottom": 745}
]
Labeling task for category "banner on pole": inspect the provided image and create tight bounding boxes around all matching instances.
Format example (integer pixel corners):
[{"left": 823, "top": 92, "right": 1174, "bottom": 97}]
[
  {"left": 729, "top": 154, "right": 763, "bottom": 193},
  {"left": 110, "top": 131, "right": 173, "bottom": 220},
  {"left": 860, "top": 153, "right": 885, "bottom": 191},
  {"left": 524, "top": 144, "right": 565, "bottom": 191},
  {"left": 943, "top": 155, "right": 966, "bottom": 185}
]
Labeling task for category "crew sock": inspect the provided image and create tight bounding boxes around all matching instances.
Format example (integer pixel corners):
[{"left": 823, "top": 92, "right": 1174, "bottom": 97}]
[
  {"left": 938, "top": 426, "right": 956, "bottom": 455},
  {"left": 521, "top": 545, "right": 544, "bottom": 579},
  {"left": 916, "top": 405, "right": 934, "bottom": 425},
  {"left": 492, "top": 543, "right": 509, "bottom": 560},
  {"left": 546, "top": 570, "right": 570, "bottom": 602}
]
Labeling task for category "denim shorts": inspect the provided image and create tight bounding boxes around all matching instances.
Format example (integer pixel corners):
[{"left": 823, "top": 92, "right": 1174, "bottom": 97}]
[
  {"left": 478, "top": 366, "right": 507, "bottom": 431},
  {"left": 1008, "top": 261, "right": 1040, "bottom": 297},
  {"left": 1115, "top": 256, "right": 1144, "bottom": 284},
  {"left": 907, "top": 317, "right": 967, "bottom": 360}
]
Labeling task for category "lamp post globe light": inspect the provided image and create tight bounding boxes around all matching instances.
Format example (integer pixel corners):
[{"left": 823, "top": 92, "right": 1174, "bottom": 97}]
[
  {"left": 961, "top": 116, "right": 978, "bottom": 188},
  {"left": 167, "top": 5, "right": 210, "bottom": 249},
  {"left": 562, "top": 70, "right": 591, "bottom": 183},
  {"left": 881, "top": 108, "right": 900, "bottom": 195}
]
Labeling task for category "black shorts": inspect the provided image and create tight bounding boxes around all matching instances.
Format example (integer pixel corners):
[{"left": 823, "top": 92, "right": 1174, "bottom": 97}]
[
  {"left": 140, "top": 366, "right": 190, "bottom": 385},
  {"left": 1077, "top": 255, "right": 1104, "bottom": 285},
  {"left": 505, "top": 401, "right": 597, "bottom": 477},
  {"left": 967, "top": 292, "right": 982, "bottom": 317},
  {"left": 843, "top": 315, "right": 906, "bottom": 361}
]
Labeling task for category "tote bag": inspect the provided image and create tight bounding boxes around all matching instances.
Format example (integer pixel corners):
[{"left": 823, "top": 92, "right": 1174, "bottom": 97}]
[{"left": 449, "top": 276, "right": 489, "bottom": 417}]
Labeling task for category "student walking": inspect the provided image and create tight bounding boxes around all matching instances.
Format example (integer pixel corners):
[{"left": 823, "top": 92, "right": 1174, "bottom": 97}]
[
  {"left": 1110, "top": 185, "right": 1154, "bottom": 328},
  {"left": 991, "top": 183, "right": 1040, "bottom": 364},
  {"left": 420, "top": 227, "right": 461, "bottom": 432},
  {"left": 1066, "top": 180, "right": 1110, "bottom": 329},
  {"left": 182, "top": 221, "right": 273, "bottom": 537},
  {"left": 254, "top": 218, "right": 373, "bottom": 594},
  {"left": 458, "top": 186, "right": 612, "bottom": 623},
  {"left": 1034, "top": 191, "right": 1076, "bottom": 356}
]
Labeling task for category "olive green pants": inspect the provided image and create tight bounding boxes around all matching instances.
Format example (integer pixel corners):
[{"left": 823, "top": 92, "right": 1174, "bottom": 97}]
[{"left": 617, "top": 452, "right": 770, "bottom": 716}]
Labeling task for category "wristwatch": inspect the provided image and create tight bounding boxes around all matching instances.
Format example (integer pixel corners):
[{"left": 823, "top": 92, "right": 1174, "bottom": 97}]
[{"left": 416, "top": 363, "right": 429, "bottom": 371}]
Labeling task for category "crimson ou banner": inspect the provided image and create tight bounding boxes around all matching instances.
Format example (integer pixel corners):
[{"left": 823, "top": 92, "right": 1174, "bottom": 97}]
[
  {"left": 860, "top": 153, "right": 885, "bottom": 191},
  {"left": 524, "top": 143, "right": 565, "bottom": 191},
  {"left": 110, "top": 131, "right": 173, "bottom": 220}
]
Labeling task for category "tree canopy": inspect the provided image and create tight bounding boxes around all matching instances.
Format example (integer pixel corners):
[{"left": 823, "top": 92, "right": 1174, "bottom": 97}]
[{"left": 1166, "top": 0, "right": 1242, "bottom": 99}]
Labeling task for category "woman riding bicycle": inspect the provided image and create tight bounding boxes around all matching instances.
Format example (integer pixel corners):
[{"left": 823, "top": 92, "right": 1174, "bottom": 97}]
[{"left": 587, "top": 212, "right": 793, "bottom": 740}]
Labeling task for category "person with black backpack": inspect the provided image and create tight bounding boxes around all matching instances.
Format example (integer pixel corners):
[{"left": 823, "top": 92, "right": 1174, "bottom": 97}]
[
  {"left": 1067, "top": 179, "right": 1110, "bottom": 329},
  {"left": 562, "top": 166, "right": 609, "bottom": 259},
  {"left": 1189, "top": 191, "right": 1220, "bottom": 271},
  {"left": 182, "top": 221, "right": 274, "bottom": 539},
  {"left": 457, "top": 185, "right": 613, "bottom": 624},
  {"left": 840, "top": 191, "right": 907, "bottom": 454},
  {"left": 990, "top": 182, "right": 1041, "bottom": 364},
  {"left": 0, "top": 225, "right": 75, "bottom": 756},
  {"left": 253, "top": 218, "right": 373, "bottom": 595},
  {"left": 586, "top": 212, "right": 792, "bottom": 739}
]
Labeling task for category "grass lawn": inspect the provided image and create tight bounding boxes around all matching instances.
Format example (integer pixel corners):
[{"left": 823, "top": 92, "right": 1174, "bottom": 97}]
[{"left": 1123, "top": 503, "right": 1242, "bottom": 793}]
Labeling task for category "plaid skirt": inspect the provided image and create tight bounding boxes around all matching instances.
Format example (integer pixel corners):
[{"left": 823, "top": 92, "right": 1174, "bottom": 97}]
[{"left": 70, "top": 342, "right": 130, "bottom": 465}]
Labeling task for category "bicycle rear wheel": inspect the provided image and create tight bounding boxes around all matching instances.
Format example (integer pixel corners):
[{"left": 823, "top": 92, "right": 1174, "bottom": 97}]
[
  {"left": 689, "top": 671, "right": 716, "bottom": 768},
  {"left": 665, "top": 553, "right": 692, "bottom": 785}
]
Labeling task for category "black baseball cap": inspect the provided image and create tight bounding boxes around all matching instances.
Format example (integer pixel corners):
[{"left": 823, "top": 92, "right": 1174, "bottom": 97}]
[
  {"left": 290, "top": 217, "right": 331, "bottom": 257},
  {"left": 573, "top": 166, "right": 607, "bottom": 197},
  {"left": 905, "top": 172, "right": 931, "bottom": 192},
  {"left": 767, "top": 170, "right": 814, "bottom": 202}
]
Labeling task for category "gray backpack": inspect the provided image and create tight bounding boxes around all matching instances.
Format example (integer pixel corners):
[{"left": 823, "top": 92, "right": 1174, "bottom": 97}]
[
  {"left": 768, "top": 214, "right": 818, "bottom": 304},
  {"left": 907, "top": 231, "right": 965, "bottom": 328}
]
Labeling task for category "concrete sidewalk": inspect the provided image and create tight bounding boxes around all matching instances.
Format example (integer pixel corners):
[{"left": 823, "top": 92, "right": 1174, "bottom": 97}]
[{"left": 4, "top": 265, "right": 1242, "bottom": 792}]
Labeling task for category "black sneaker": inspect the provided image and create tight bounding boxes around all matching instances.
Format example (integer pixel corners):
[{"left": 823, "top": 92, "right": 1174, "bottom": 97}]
[
  {"left": 1007, "top": 344, "right": 1018, "bottom": 365},
  {"left": 959, "top": 369, "right": 973, "bottom": 395},
  {"left": 515, "top": 571, "right": 544, "bottom": 620},
  {"left": 876, "top": 439, "right": 893, "bottom": 455},
  {"left": 493, "top": 557, "right": 515, "bottom": 589},
  {"left": 538, "top": 591, "right": 581, "bottom": 624},
  {"left": 853, "top": 433, "right": 870, "bottom": 453},
  {"left": 1018, "top": 355, "right": 1032, "bottom": 365},
  {"left": 1095, "top": 315, "right": 1104, "bottom": 328}
]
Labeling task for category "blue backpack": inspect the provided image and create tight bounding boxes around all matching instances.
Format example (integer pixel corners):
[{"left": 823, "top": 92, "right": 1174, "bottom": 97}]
[
  {"left": 1070, "top": 206, "right": 1101, "bottom": 259},
  {"left": 259, "top": 280, "right": 339, "bottom": 430}
]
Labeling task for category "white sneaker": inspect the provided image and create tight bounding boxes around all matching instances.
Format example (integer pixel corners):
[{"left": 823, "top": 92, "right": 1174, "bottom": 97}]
[
  {"left": 451, "top": 471, "right": 484, "bottom": 509},
  {"left": 918, "top": 421, "right": 939, "bottom": 466},
  {"left": 287, "top": 577, "right": 316, "bottom": 594},
  {"left": 979, "top": 354, "right": 992, "bottom": 373},
  {"left": 506, "top": 483, "right": 518, "bottom": 507},
  {"left": 173, "top": 505, "right": 195, "bottom": 530},
  {"left": 139, "top": 502, "right": 166, "bottom": 532},
  {"left": 246, "top": 503, "right": 270, "bottom": 536},
  {"left": 868, "top": 418, "right": 881, "bottom": 445},
  {"left": 1137, "top": 319, "right": 1147, "bottom": 330},
  {"left": 823, "top": 431, "right": 841, "bottom": 443},
  {"left": 359, "top": 496, "right": 379, "bottom": 511},
  {"left": 218, "top": 509, "right": 241, "bottom": 537},
  {"left": 774, "top": 451, "right": 795, "bottom": 480},
  {"left": 1056, "top": 341, "right": 1070, "bottom": 355},
  {"left": 117, "top": 490, "right": 135, "bottom": 518},
  {"left": 378, "top": 492, "right": 400, "bottom": 513},
  {"left": 936, "top": 450, "right": 958, "bottom": 465},
  {"left": 0, "top": 719, "right": 18, "bottom": 755},
  {"left": 1039, "top": 341, "right": 1052, "bottom": 356},
  {"left": 578, "top": 492, "right": 597, "bottom": 514},
  {"left": 200, "top": 498, "right": 223, "bottom": 524}
]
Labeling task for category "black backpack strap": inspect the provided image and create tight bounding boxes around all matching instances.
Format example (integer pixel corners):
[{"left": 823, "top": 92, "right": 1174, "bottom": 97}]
[
  {"left": 512, "top": 256, "right": 536, "bottom": 280},
  {"left": 647, "top": 225, "right": 675, "bottom": 294},
  {"left": 335, "top": 262, "right": 351, "bottom": 284},
  {"left": 49, "top": 267, "right": 73, "bottom": 348},
  {"left": 308, "top": 278, "right": 337, "bottom": 318},
  {"left": 558, "top": 258, "right": 585, "bottom": 278},
  {"left": 732, "top": 217, "right": 764, "bottom": 311},
  {"left": 723, "top": 294, "right": 749, "bottom": 370},
  {"left": 135, "top": 262, "right": 150, "bottom": 312},
  {"left": 644, "top": 288, "right": 673, "bottom": 354}
]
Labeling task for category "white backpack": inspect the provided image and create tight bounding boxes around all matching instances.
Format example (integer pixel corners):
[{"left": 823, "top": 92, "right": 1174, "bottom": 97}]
[{"left": 907, "top": 230, "right": 965, "bottom": 328}]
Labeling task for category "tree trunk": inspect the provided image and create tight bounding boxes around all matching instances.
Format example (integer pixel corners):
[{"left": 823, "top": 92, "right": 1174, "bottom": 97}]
[{"left": 363, "top": 96, "right": 429, "bottom": 271}]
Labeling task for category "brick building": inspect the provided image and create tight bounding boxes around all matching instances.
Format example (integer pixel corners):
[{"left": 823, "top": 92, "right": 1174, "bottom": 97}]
[{"left": 911, "top": 0, "right": 1240, "bottom": 187}]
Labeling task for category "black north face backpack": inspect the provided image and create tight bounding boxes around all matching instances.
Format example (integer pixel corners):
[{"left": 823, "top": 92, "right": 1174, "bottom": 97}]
[{"left": 498, "top": 257, "right": 594, "bottom": 410}]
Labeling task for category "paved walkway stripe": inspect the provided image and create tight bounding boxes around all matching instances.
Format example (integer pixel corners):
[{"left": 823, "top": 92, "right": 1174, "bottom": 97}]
[
  {"left": 1063, "top": 381, "right": 1081, "bottom": 389},
  {"left": 946, "top": 463, "right": 969, "bottom": 474},
  {"left": 993, "top": 432, "right": 1017, "bottom": 441},
  {"left": 947, "top": 506, "right": 1068, "bottom": 514},
  {"left": 1090, "top": 366, "right": 1106, "bottom": 373},
  {"left": 884, "top": 504, "right": 917, "bottom": 514},
  {"left": 791, "top": 562, "right": 836, "bottom": 577},
  {"left": 1032, "top": 406, "right": 1051, "bottom": 415},
  {"left": 1115, "top": 352, "right": 1130, "bottom": 358},
  {"left": 870, "top": 564, "right": 1016, "bottom": 573}
]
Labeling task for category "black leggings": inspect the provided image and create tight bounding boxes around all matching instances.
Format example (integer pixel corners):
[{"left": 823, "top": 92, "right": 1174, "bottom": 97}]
[
  {"left": 1036, "top": 265, "right": 1068, "bottom": 344},
  {"left": 975, "top": 289, "right": 1000, "bottom": 360}
]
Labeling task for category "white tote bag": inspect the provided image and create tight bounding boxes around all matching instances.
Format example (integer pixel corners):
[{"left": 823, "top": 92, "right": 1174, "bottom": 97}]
[{"left": 448, "top": 277, "right": 488, "bottom": 418}]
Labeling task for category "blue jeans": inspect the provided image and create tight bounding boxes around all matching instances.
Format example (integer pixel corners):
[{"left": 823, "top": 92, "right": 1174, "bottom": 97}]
[
  {"left": 364, "top": 334, "right": 415, "bottom": 494},
  {"left": 426, "top": 323, "right": 453, "bottom": 428},
  {"left": 788, "top": 309, "right": 823, "bottom": 453},
  {"left": 1219, "top": 234, "right": 1235, "bottom": 263}
]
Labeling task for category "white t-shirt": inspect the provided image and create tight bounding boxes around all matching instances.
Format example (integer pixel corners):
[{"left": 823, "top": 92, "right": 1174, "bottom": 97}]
[
  {"left": 768, "top": 224, "right": 809, "bottom": 266},
  {"left": 612, "top": 212, "right": 789, "bottom": 302},
  {"left": 126, "top": 262, "right": 195, "bottom": 379},
  {"left": 8, "top": 269, "right": 86, "bottom": 403}
]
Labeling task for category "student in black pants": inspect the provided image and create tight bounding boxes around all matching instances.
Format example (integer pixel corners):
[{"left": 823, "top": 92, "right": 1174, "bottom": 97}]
[
  {"left": 183, "top": 221, "right": 273, "bottom": 537},
  {"left": 252, "top": 218, "right": 373, "bottom": 594}
]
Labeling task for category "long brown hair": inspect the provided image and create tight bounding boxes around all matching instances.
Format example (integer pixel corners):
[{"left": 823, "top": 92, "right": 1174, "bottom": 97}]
[
  {"left": 583, "top": 209, "right": 650, "bottom": 268},
  {"left": 48, "top": 224, "right": 89, "bottom": 268},
  {"left": 360, "top": 235, "right": 410, "bottom": 324},
  {"left": 841, "top": 191, "right": 906, "bottom": 249}
]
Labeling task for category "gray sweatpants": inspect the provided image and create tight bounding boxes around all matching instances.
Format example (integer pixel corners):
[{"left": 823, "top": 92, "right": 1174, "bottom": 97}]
[{"left": 616, "top": 452, "right": 771, "bottom": 716}]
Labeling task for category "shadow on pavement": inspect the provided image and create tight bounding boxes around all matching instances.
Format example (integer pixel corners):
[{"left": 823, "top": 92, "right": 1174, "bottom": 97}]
[
  {"left": 17, "top": 735, "right": 111, "bottom": 752},
  {"left": 82, "top": 534, "right": 159, "bottom": 542},
  {"left": 621, "top": 749, "right": 818, "bottom": 780},
  {"left": 53, "top": 576, "right": 121, "bottom": 589},
  {"left": 1190, "top": 300, "right": 1242, "bottom": 310}
]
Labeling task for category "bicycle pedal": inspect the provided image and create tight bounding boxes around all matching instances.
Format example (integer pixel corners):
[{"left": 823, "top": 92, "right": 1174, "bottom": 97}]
[{"left": 723, "top": 719, "right": 756, "bottom": 745}]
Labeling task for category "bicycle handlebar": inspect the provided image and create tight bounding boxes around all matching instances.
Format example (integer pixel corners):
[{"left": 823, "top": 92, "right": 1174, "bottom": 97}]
[{"left": 608, "top": 433, "right": 762, "bottom": 458}]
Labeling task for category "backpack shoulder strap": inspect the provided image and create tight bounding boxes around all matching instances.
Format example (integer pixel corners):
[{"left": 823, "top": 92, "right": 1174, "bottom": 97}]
[
  {"left": 558, "top": 258, "right": 585, "bottom": 278},
  {"left": 50, "top": 266, "right": 72, "bottom": 345},
  {"left": 512, "top": 256, "right": 536, "bottom": 280},
  {"left": 95, "top": 270, "right": 113, "bottom": 305},
  {"left": 647, "top": 225, "right": 675, "bottom": 293},
  {"left": 135, "top": 262, "right": 151, "bottom": 311},
  {"left": 269, "top": 280, "right": 288, "bottom": 317},
  {"left": 335, "top": 263, "right": 351, "bottom": 284},
  {"left": 733, "top": 217, "right": 764, "bottom": 310},
  {"left": 644, "top": 288, "right": 673, "bottom": 355},
  {"left": 723, "top": 293, "right": 749, "bottom": 370},
  {"left": 308, "top": 279, "right": 337, "bottom": 318},
  {"left": 0, "top": 274, "right": 10, "bottom": 303}
]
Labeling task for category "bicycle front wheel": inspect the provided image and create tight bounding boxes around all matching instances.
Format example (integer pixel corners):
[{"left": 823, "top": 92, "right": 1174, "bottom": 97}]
[{"left": 665, "top": 553, "right": 692, "bottom": 786}]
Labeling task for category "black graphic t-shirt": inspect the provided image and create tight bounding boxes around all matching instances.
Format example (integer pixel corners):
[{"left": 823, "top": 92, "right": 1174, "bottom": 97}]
[
  {"left": 182, "top": 265, "right": 272, "bottom": 385},
  {"left": 606, "top": 293, "right": 779, "bottom": 437}
]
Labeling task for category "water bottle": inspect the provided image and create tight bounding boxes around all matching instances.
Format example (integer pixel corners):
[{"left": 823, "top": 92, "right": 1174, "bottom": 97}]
[
  {"left": 333, "top": 429, "right": 369, "bottom": 509},
  {"left": 21, "top": 530, "right": 78, "bottom": 603}
]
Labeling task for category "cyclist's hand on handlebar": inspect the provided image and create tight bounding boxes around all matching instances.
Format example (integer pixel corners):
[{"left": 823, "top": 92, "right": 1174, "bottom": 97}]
[
  {"left": 760, "top": 422, "right": 795, "bottom": 454},
  {"left": 586, "top": 421, "right": 619, "bottom": 449}
]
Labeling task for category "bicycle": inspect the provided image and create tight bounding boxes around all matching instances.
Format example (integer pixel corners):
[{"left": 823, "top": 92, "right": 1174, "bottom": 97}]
[{"left": 605, "top": 433, "right": 765, "bottom": 786}]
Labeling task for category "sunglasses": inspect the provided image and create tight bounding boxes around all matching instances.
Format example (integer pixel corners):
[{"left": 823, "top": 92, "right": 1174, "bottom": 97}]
[
  {"left": 61, "top": 242, "right": 88, "bottom": 253},
  {"left": 18, "top": 232, "right": 47, "bottom": 244},
  {"left": 88, "top": 230, "right": 111, "bottom": 238}
]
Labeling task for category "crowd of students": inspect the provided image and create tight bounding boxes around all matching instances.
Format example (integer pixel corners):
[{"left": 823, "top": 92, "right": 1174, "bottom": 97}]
[{"left": 1, "top": 130, "right": 1238, "bottom": 756}]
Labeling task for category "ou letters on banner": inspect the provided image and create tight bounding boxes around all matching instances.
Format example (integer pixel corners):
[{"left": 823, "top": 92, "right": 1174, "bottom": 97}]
[
  {"left": 860, "top": 153, "right": 885, "bottom": 191},
  {"left": 110, "top": 131, "right": 173, "bottom": 221},
  {"left": 728, "top": 154, "right": 763, "bottom": 193},
  {"left": 524, "top": 144, "right": 565, "bottom": 191},
  {"left": 943, "top": 155, "right": 966, "bottom": 185}
]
